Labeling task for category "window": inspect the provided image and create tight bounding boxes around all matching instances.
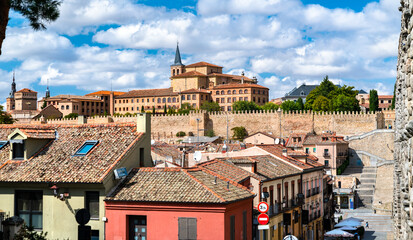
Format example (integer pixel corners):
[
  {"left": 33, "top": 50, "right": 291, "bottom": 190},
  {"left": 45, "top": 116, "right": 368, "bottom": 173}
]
[
  {"left": 232, "top": 90, "right": 236, "bottom": 94},
  {"left": 253, "top": 89, "right": 256, "bottom": 94},
  {"left": 239, "top": 97, "right": 243, "bottom": 101},
  {"left": 168, "top": 98, "right": 171, "bottom": 103},
  {"left": 162, "top": 98, "right": 166, "bottom": 103},
  {"left": 239, "top": 90, "right": 243, "bottom": 94},
  {"left": 244, "top": 89, "right": 248, "bottom": 94},
  {"left": 140, "top": 148, "right": 144, "bottom": 167},
  {"left": 201, "top": 95, "right": 204, "bottom": 100},
  {"left": 91, "top": 230, "right": 99, "bottom": 240},
  {"left": 227, "top": 97, "right": 231, "bottom": 103},
  {"left": 61, "top": 105, "right": 64, "bottom": 110},
  {"left": 66, "top": 105, "right": 69, "bottom": 110},
  {"left": 74, "top": 140, "right": 99, "bottom": 156},
  {"left": 179, "top": 217, "right": 197, "bottom": 240},
  {"left": 230, "top": 215, "right": 235, "bottom": 240},
  {"left": 233, "top": 97, "right": 236, "bottom": 102},
  {"left": 181, "top": 95, "right": 185, "bottom": 100},
  {"left": 15, "top": 190, "right": 42, "bottom": 229},
  {"left": 216, "top": 98, "right": 220, "bottom": 103},
  {"left": 129, "top": 216, "right": 147, "bottom": 240},
  {"left": 187, "top": 95, "right": 191, "bottom": 100},
  {"left": 173, "top": 98, "right": 176, "bottom": 103},
  {"left": 301, "top": 91, "right": 305, "bottom": 96},
  {"left": 228, "top": 106, "right": 232, "bottom": 111},
  {"left": 313, "top": 147, "right": 316, "bottom": 153},
  {"left": 131, "top": 99, "right": 134, "bottom": 103},
  {"left": 243, "top": 211, "right": 247, "bottom": 240},
  {"left": 221, "top": 98, "right": 225, "bottom": 103},
  {"left": 305, "top": 148, "right": 309, "bottom": 154},
  {"left": 192, "top": 94, "right": 196, "bottom": 100},
  {"left": 221, "top": 91, "right": 224, "bottom": 95},
  {"left": 258, "top": 90, "right": 261, "bottom": 94},
  {"left": 86, "top": 191, "right": 99, "bottom": 219},
  {"left": 12, "top": 141, "right": 24, "bottom": 159},
  {"left": 244, "top": 97, "right": 248, "bottom": 101},
  {"left": 0, "top": 141, "right": 8, "bottom": 150},
  {"left": 324, "top": 160, "right": 329, "bottom": 166},
  {"left": 216, "top": 91, "right": 220, "bottom": 95},
  {"left": 227, "top": 90, "right": 231, "bottom": 94}
]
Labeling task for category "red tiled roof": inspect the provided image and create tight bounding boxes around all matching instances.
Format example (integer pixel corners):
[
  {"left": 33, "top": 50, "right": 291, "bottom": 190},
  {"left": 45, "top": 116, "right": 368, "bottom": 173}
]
[
  {"left": 170, "top": 71, "right": 206, "bottom": 78},
  {"left": 185, "top": 61, "right": 223, "bottom": 68},
  {"left": 246, "top": 132, "right": 277, "bottom": 140},
  {"left": 257, "top": 145, "right": 323, "bottom": 169},
  {"left": 180, "top": 88, "right": 211, "bottom": 94},
  {"left": 208, "top": 73, "right": 252, "bottom": 81},
  {"left": 116, "top": 87, "right": 178, "bottom": 98},
  {"left": 286, "top": 133, "right": 308, "bottom": 148},
  {"left": 19, "top": 128, "right": 56, "bottom": 139},
  {"left": 213, "top": 83, "right": 268, "bottom": 90},
  {"left": 151, "top": 145, "right": 182, "bottom": 163},
  {"left": 105, "top": 167, "right": 254, "bottom": 203},
  {"left": 17, "top": 88, "right": 37, "bottom": 93},
  {"left": 0, "top": 123, "right": 144, "bottom": 183},
  {"left": 86, "top": 91, "right": 125, "bottom": 96},
  {"left": 378, "top": 95, "right": 393, "bottom": 99}
]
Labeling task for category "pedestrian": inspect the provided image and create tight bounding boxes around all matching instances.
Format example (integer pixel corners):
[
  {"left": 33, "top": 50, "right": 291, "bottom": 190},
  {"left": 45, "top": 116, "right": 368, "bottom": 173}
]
[{"left": 366, "top": 221, "right": 369, "bottom": 229}]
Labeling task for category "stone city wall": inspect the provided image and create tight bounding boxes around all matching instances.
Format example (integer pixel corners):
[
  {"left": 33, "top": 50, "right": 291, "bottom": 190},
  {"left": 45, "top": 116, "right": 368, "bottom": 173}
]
[{"left": 30, "top": 110, "right": 387, "bottom": 141}]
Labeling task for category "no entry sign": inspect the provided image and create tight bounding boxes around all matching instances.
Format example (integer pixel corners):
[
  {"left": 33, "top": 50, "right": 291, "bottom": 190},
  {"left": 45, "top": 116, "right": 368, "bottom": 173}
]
[
  {"left": 257, "top": 213, "right": 269, "bottom": 225},
  {"left": 258, "top": 202, "right": 269, "bottom": 213}
]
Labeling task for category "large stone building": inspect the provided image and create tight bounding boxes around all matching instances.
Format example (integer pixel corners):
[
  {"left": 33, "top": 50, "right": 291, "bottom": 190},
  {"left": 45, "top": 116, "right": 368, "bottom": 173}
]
[
  {"left": 394, "top": 0, "right": 413, "bottom": 239},
  {"left": 114, "top": 45, "right": 269, "bottom": 114}
]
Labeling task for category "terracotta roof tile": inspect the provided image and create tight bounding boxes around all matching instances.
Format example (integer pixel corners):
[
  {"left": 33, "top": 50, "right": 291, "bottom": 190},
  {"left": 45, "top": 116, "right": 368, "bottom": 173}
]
[
  {"left": 117, "top": 87, "right": 178, "bottom": 98},
  {"left": 86, "top": 91, "right": 125, "bottom": 96},
  {"left": 17, "top": 88, "right": 37, "bottom": 93},
  {"left": 105, "top": 167, "right": 254, "bottom": 203},
  {"left": 208, "top": 73, "right": 252, "bottom": 81},
  {"left": 180, "top": 88, "right": 210, "bottom": 94},
  {"left": 185, "top": 61, "right": 223, "bottom": 68},
  {"left": 170, "top": 71, "right": 206, "bottom": 78},
  {"left": 0, "top": 123, "right": 144, "bottom": 183},
  {"left": 213, "top": 83, "right": 268, "bottom": 90}
]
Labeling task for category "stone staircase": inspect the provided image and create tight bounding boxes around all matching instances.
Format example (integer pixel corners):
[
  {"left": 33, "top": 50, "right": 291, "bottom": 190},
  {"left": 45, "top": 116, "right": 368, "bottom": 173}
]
[
  {"left": 356, "top": 166, "right": 377, "bottom": 208},
  {"left": 342, "top": 209, "right": 393, "bottom": 239}
]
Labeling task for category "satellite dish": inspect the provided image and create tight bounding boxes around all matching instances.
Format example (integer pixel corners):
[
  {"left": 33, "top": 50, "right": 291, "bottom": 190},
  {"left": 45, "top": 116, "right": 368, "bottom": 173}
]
[
  {"left": 275, "top": 138, "right": 280, "bottom": 145},
  {"left": 194, "top": 151, "right": 202, "bottom": 162},
  {"left": 283, "top": 235, "right": 298, "bottom": 240},
  {"left": 151, "top": 140, "right": 155, "bottom": 145}
]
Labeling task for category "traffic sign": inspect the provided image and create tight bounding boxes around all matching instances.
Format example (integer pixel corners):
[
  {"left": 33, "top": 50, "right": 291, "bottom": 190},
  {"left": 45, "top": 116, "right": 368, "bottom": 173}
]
[
  {"left": 258, "top": 202, "right": 269, "bottom": 213},
  {"left": 257, "top": 213, "right": 269, "bottom": 225},
  {"left": 258, "top": 225, "right": 269, "bottom": 230}
]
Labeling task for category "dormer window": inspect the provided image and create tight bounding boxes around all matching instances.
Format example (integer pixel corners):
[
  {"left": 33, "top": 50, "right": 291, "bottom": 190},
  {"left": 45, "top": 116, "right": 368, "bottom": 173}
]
[
  {"left": 300, "top": 91, "right": 305, "bottom": 96},
  {"left": 11, "top": 140, "right": 25, "bottom": 160},
  {"left": 74, "top": 141, "right": 98, "bottom": 156},
  {"left": 0, "top": 141, "right": 7, "bottom": 150}
]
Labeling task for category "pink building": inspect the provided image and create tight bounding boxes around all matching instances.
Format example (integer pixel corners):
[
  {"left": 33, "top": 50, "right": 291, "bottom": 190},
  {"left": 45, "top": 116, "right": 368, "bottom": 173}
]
[{"left": 105, "top": 167, "right": 254, "bottom": 240}]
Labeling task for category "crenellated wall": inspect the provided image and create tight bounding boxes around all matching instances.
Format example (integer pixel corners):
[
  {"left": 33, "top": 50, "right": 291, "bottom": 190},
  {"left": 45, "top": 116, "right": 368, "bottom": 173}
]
[{"left": 30, "top": 110, "right": 387, "bottom": 141}]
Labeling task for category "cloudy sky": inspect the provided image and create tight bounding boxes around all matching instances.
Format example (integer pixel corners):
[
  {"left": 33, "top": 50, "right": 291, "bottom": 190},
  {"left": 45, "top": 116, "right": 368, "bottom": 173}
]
[{"left": 0, "top": 0, "right": 400, "bottom": 104}]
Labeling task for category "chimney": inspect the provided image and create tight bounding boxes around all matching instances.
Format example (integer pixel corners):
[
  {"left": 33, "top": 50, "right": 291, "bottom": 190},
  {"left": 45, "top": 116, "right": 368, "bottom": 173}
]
[
  {"left": 137, "top": 113, "right": 151, "bottom": 133},
  {"left": 109, "top": 92, "right": 114, "bottom": 116},
  {"left": 282, "top": 148, "right": 288, "bottom": 157},
  {"left": 78, "top": 115, "right": 86, "bottom": 124}
]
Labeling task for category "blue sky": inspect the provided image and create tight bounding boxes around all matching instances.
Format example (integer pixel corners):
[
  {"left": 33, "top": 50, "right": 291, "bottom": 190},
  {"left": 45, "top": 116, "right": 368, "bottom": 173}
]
[{"left": 0, "top": 0, "right": 400, "bottom": 104}]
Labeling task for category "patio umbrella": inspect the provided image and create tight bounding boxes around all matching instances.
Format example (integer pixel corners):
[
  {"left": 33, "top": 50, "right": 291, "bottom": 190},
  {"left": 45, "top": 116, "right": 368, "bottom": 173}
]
[
  {"left": 335, "top": 220, "right": 362, "bottom": 228},
  {"left": 339, "top": 226, "right": 358, "bottom": 231},
  {"left": 324, "top": 229, "right": 354, "bottom": 238}
]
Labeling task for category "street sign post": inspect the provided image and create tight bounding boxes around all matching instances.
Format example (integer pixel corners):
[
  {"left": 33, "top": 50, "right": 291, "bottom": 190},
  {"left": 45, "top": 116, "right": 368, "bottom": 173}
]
[
  {"left": 258, "top": 202, "right": 269, "bottom": 213},
  {"left": 257, "top": 213, "right": 269, "bottom": 225}
]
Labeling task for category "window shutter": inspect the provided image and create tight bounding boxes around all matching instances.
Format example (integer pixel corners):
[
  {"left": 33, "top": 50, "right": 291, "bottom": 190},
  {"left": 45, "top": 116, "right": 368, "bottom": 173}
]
[
  {"left": 178, "top": 218, "right": 188, "bottom": 239},
  {"left": 187, "top": 218, "right": 197, "bottom": 239}
]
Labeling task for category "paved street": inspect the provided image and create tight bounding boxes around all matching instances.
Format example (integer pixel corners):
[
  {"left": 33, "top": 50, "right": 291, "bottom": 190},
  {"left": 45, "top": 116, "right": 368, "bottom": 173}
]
[{"left": 340, "top": 208, "right": 393, "bottom": 240}]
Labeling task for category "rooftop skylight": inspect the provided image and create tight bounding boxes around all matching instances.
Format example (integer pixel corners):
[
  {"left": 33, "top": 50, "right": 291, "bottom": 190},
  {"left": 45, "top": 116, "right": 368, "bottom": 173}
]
[
  {"left": 74, "top": 140, "right": 98, "bottom": 156},
  {"left": 0, "top": 141, "right": 7, "bottom": 150}
]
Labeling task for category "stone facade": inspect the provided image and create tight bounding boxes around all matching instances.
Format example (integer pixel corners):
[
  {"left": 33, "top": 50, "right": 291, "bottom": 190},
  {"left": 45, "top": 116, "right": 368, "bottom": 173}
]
[{"left": 394, "top": 1, "right": 413, "bottom": 238}]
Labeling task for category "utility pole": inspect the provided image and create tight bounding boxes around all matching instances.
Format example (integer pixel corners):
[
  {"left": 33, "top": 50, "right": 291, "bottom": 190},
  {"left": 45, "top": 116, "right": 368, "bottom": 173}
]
[
  {"left": 196, "top": 118, "right": 200, "bottom": 144},
  {"left": 226, "top": 114, "right": 229, "bottom": 143}
]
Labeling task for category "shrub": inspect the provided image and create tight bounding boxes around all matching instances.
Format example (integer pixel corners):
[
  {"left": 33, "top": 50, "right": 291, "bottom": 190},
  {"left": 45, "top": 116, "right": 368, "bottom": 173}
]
[
  {"left": 176, "top": 131, "right": 186, "bottom": 137},
  {"left": 231, "top": 126, "right": 247, "bottom": 140},
  {"left": 205, "top": 129, "right": 215, "bottom": 137}
]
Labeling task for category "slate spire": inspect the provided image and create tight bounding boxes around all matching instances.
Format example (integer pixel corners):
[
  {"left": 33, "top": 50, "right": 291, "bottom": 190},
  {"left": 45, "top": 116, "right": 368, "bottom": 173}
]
[
  {"left": 173, "top": 42, "right": 183, "bottom": 66},
  {"left": 45, "top": 79, "right": 50, "bottom": 98},
  {"left": 9, "top": 71, "right": 16, "bottom": 98}
]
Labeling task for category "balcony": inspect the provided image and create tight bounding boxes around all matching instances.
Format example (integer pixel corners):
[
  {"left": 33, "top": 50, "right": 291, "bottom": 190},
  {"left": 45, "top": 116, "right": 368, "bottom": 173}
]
[
  {"left": 268, "top": 203, "right": 281, "bottom": 217},
  {"left": 307, "top": 189, "right": 311, "bottom": 198},
  {"left": 323, "top": 152, "right": 330, "bottom": 157}
]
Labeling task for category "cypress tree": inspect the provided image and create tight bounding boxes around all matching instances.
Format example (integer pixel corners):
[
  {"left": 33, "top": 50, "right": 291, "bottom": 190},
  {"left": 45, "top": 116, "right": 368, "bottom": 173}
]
[{"left": 369, "top": 89, "right": 379, "bottom": 112}]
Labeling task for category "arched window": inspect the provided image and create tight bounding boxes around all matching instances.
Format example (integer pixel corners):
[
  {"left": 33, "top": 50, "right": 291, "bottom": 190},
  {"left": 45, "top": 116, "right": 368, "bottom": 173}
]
[
  {"left": 227, "top": 90, "right": 231, "bottom": 94},
  {"left": 216, "top": 91, "right": 220, "bottom": 95},
  {"left": 244, "top": 89, "right": 248, "bottom": 94},
  {"left": 239, "top": 90, "right": 242, "bottom": 94},
  {"left": 232, "top": 90, "right": 236, "bottom": 94},
  {"left": 172, "top": 98, "right": 176, "bottom": 103},
  {"left": 162, "top": 98, "right": 166, "bottom": 103},
  {"left": 300, "top": 91, "right": 305, "bottom": 96},
  {"left": 66, "top": 105, "right": 69, "bottom": 110},
  {"left": 221, "top": 90, "right": 224, "bottom": 95},
  {"left": 61, "top": 105, "right": 64, "bottom": 110},
  {"left": 168, "top": 98, "right": 171, "bottom": 103},
  {"left": 173, "top": 69, "right": 175, "bottom": 76},
  {"left": 253, "top": 89, "right": 256, "bottom": 94},
  {"left": 232, "top": 97, "right": 236, "bottom": 102},
  {"left": 157, "top": 98, "right": 161, "bottom": 103}
]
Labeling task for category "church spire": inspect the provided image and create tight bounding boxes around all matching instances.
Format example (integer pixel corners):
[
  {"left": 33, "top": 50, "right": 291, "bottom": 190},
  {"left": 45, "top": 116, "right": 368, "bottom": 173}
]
[
  {"left": 45, "top": 78, "right": 50, "bottom": 98},
  {"left": 172, "top": 42, "right": 183, "bottom": 66},
  {"left": 9, "top": 71, "right": 16, "bottom": 98}
]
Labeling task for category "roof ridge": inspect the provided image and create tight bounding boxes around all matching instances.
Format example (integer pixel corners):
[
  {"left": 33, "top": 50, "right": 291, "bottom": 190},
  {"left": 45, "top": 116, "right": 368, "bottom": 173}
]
[
  {"left": 199, "top": 167, "right": 254, "bottom": 194},
  {"left": 182, "top": 168, "right": 227, "bottom": 202}
]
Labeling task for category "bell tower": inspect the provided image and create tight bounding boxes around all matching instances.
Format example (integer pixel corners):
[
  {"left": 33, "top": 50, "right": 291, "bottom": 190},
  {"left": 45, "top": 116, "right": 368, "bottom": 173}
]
[
  {"left": 170, "top": 42, "right": 185, "bottom": 77},
  {"left": 6, "top": 72, "right": 16, "bottom": 112}
]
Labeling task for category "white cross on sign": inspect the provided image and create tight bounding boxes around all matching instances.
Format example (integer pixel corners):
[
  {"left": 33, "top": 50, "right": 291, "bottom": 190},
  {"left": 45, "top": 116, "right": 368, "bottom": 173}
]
[{"left": 258, "top": 202, "right": 269, "bottom": 213}]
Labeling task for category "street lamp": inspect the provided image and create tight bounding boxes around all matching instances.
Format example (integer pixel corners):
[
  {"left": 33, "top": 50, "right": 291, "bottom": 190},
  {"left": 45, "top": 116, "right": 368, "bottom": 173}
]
[{"left": 278, "top": 108, "right": 282, "bottom": 139}]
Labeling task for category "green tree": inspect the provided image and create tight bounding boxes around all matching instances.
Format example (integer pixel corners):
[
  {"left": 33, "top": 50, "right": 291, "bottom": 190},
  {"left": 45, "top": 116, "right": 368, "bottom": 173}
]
[
  {"left": 232, "top": 101, "right": 260, "bottom": 112},
  {"left": 231, "top": 126, "right": 247, "bottom": 140},
  {"left": 176, "top": 131, "right": 186, "bottom": 137},
  {"left": 330, "top": 94, "right": 360, "bottom": 112},
  {"left": 261, "top": 102, "right": 280, "bottom": 111},
  {"left": 178, "top": 103, "right": 194, "bottom": 114},
  {"left": 167, "top": 108, "right": 176, "bottom": 115},
  {"left": 63, "top": 113, "right": 78, "bottom": 119},
  {"left": 200, "top": 101, "right": 221, "bottom": 112},
  {"left": 0, "top": 0, "right": 61, "bottom": 55},
  {"left": 141, "top": 106, "right": 144, "bottom": 112},
  {"left": 296, "top": 97, "right": 304, "bottom": 110},
  {"left": 14, "top": 224, "right": 48, "bottom": 240},
  {"left": 305, "top": 76, "right": 338, "bottom": 110},
  {"left": 0, "top": 105, "right": 13, "bottom": 124},
  {"left": 313, "top": 96, "right": 330, "bottom": 111},
  {"left": 124, "top": 112, "right": 132, "bottom": 117},
  {"left": 164, "top": 104, "right": 167, "bottom": 114},
  {"left": 369, "top": 89, "right": 379, "bottom": 112},
  {"left": 281, "top": 100, "right": 298, "bottom": 112},
  {"left": 152, "top": 106, "right": 155, "bottom": 114},
  {"left": 41, "top": 101, "right": 47, "bottom": 109},
  {"left": 205, "top": 129, "right": 215, "bottom": 137},
  {"left": 391, "top": 83, "right": 396, "bottom": 110}
]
